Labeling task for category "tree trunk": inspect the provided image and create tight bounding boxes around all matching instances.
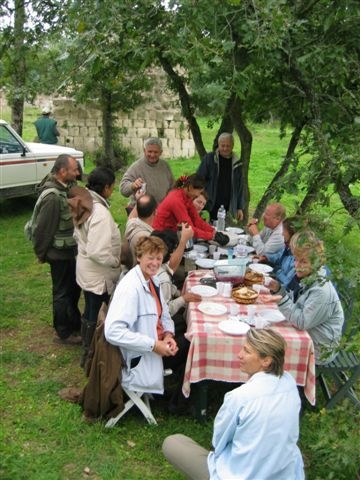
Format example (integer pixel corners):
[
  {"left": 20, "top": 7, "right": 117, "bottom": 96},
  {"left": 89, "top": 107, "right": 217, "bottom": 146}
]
[
  {"left": 253, "top": 122, "right": 305, "bottom": 219},
  {"left": 157, "top": 52, "right": 206, "bottom": 158},
  {"left": 11, "top": 0, "right": 26, "bottom": 135},
  {"left": 230, "top": 95, "right": 252, "bottom": 222},
  {"left": 332, "top": 174, "right": 360, "bottom": 221},
  {"left": 101, "top": 88, "right": 114, "bottom": 169},
  {"left": 212, "top": 93, "right": 236, "bottom": 150}
]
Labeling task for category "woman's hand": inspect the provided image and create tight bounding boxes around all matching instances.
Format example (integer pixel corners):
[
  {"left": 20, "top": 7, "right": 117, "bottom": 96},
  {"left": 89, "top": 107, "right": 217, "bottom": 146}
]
[
  {"left": 154, "top": 337, "right": 179, "bottom": 357},
  {"left": 182, "top": 292, "right": 201, "bottom": 303}
]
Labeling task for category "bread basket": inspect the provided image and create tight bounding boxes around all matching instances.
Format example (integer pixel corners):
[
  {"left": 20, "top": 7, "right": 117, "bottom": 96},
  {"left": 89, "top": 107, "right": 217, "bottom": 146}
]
[{"left": 231, "top": 286, "right": 259, "bottom": 305}]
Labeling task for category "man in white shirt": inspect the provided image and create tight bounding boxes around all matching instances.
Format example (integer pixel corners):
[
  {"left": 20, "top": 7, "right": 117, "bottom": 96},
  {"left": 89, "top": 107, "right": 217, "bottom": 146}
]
[
  {"left": 162, "top": 328, "right": 304, "bottom": 480},
  {"left": 248, "top": 202, "right": 286, "bottom": 256}
]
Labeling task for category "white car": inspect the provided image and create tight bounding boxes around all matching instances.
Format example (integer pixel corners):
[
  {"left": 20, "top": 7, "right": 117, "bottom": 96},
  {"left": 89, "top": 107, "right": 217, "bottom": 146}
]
[{"left": 0, "top": 119, "right": 84, "bottom": 199}]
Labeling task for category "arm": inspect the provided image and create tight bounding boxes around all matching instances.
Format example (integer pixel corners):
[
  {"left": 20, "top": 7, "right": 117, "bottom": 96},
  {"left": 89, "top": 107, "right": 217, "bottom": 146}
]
[
  {"left": 33, "top": 193, "right": 60, "bottom": 262},
  {"left": 168, "top": 223, "right": 193, "bottom": 272},
  {"left": 212, "top": 390, "right": 239, "bottom": 454},
  {"left": 119, "top": 162, "right": 144, "bottom": 198}
]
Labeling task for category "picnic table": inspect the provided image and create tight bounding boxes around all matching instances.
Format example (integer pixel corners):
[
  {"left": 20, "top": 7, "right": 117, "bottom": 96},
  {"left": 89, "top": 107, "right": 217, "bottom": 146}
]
[{"left": 182, "top": 270, "right": 316, "bottom": 421}]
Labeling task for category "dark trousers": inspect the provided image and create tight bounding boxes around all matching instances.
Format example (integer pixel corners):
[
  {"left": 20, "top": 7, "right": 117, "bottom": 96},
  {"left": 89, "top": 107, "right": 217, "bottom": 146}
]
[
  {"left": 83, "top": 290, "right": 110, "bottom": 325},
  {"left": 50, "top": 259, "right": 81, "bottom": 339}
]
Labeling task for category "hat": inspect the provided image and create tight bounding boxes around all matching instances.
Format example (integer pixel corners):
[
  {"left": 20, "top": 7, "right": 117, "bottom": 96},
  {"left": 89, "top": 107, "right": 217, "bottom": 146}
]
[{"left": 42, "top": 106, "right": 51, "bottom": 114}]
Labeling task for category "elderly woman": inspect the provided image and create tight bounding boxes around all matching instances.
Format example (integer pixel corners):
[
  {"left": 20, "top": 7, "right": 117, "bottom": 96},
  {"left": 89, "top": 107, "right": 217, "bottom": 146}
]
[
  {"left": 153, "top": 174, "right": 229, "bottom": 245},
  {"left": 268, "top": 230, "right": 344, "bottom": 365},
  {"left": 74, "top": 167, "right": 121, "bottom": 366},
  {"left": 163, "top": 328, "right": 304, "bottom": 480},
  {"left": 105, "top": 236, "right": 179, "bottom": 394}
]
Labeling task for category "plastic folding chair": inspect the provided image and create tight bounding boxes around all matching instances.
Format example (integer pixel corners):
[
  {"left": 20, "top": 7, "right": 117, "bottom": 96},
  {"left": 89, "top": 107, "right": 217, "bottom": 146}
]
[
  {"left": 317, "top": 284, "right": 360, "bottom": 409},
  {"left": 105, "top": 369, "right": 173, "bottom": 427}
]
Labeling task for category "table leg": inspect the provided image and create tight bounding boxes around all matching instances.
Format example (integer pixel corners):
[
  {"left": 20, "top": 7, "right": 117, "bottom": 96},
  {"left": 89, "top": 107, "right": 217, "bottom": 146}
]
[{"left": 193, "top": 381, "right": 209, "bottom": 423}]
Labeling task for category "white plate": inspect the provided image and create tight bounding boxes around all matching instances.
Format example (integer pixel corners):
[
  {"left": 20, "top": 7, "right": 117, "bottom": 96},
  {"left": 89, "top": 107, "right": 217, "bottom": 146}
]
[
  {"left": 193, "top": 244, "right": 208, "bottom": 253},
  {"left": 195, "top": 258, "right": 216, "bottom": 269},
  {"left": 191, "top": 285, "right": 218, "bottom": 297},
  {"left": 248, "top": 263, "right": 273, "bottom": 274},
  {"left": 259, "top": 309, "right": 286, "bottom": 323},
  {"left": 218, "top": 320, "right": 250, "bottom": 335},
  {"left": 198, "top": 302, "right": 227, "bottom": 316},
  {"left": 226, "top": 227, "right": 244, "bottom": 235},
  {"left": 234, "top": 245, "right": 255, "bottom": 255}
]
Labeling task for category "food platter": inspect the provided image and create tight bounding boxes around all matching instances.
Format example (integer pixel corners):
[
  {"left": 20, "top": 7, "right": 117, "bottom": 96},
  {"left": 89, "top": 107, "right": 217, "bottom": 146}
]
[
  {"left": 191, "top": 285, "right": 218, "bottom": 297},
  {"left": 218, "top": 320, "right": 250, "bottom": 335},
  {"left": 198, "top": 302, "right": 227, "bottom": 316}
]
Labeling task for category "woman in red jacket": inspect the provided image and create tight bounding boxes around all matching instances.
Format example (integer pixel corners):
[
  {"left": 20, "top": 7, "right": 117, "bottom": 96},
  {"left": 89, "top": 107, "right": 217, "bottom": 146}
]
[{"left": 153, "top": 174, "right": 228, "bottom": 244}]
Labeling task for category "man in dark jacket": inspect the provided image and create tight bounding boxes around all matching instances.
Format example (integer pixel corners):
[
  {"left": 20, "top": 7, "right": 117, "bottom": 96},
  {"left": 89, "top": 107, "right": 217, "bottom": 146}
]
[
  {"left": 197, "top": 132, "right": 246, "bottom": 222},
  {"left": 34, "top": 106, "right": 60, "bottom": 144},
  {"left": 32, "top": 154, "right": 81, "bottom": 344}
]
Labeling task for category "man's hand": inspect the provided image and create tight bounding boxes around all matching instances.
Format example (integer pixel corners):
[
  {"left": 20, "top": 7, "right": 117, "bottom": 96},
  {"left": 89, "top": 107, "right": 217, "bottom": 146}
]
[
  {"left": 179, "top": 222, "right": 194, "bottom": 244},
  {"left": 247, "top": 222, "right": 259, "bottom": 236},
  {"left": 236, "top": 209, "right": 244, "bottom": 221},
  {"left": 132, "top": 177, "right": 144, "bottom": 192}
]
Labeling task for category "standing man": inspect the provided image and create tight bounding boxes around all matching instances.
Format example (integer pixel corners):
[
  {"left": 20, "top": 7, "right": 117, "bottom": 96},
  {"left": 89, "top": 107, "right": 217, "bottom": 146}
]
[
  {"left": 32, "top": 154, "right": 82, "bottom": 344},
  {"left": 34, "top": 106, "right": 60, "bottom": 145},
  {"left": 120, "top": 138, "right": 174, "bottom": 214},
  {"left": 197, "top": 132, "right": 246, "bottom": 222},
  {"left": 248, "top": 203, "right": 286, "bottom": 256}
]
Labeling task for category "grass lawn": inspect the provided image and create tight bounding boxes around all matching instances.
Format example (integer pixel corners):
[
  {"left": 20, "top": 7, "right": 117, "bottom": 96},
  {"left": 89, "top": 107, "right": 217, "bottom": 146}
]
[{"left": 0, "top": 107, "right": 359, "bottom": 479}]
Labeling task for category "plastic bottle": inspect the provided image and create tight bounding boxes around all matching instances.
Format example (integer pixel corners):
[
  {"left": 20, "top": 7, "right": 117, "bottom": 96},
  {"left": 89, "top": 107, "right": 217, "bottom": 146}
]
[{"left": 217, "top": 205, "right": 226, "bottom": 232}]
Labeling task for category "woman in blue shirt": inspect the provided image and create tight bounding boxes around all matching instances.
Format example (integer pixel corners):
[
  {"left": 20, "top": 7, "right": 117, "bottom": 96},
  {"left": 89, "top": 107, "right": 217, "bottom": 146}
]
[{"left": 162, "top": 328, "right": 304, "bottom": 480}]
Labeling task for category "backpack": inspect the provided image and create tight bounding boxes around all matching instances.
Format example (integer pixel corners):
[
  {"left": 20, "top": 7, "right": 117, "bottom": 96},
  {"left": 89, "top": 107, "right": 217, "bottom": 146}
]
[{"left": 24, "top": 188, "right": 62, "bottom": 241}]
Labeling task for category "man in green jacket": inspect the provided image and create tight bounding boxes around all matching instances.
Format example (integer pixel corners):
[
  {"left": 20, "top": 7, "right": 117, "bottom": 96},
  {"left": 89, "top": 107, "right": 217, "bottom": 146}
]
[
  {"left": 34, "top": 106, "right": 60, "bottom": 144},
  {"left": 32, "top": 154, "right": 81, "bottom": 345}
]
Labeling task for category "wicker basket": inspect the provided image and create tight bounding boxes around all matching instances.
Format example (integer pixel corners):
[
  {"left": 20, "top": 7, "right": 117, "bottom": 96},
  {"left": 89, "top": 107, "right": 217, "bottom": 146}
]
[
  {"left": 231, "top": 286, "right": 259, "bottom": 305},
  {"left": 244, "top": 270, "right": 264, "bottom": 286}
]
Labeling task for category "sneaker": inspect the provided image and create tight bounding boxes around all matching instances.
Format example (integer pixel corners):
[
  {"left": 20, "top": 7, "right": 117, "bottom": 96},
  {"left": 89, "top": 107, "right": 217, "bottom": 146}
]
[{"left": 53, "top": 334, "right": 82, "bottom": 345}]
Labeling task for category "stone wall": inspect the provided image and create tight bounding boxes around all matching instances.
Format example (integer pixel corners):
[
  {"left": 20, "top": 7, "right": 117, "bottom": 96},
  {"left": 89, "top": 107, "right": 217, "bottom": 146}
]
[{"left": 49, "top": 71, "right": 196, "bottom": 159}]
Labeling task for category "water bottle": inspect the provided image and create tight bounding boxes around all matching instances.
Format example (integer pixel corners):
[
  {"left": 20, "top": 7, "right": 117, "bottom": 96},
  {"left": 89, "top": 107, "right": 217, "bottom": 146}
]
[{"left": 217, "top": 205, "right": 226, "bottom": 232}]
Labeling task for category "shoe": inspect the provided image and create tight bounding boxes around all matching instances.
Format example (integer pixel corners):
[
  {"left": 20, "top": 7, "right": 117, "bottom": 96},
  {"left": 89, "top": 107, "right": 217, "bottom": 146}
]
[{"left": 53, "top": 334, "right": 82, "bottom": 345}]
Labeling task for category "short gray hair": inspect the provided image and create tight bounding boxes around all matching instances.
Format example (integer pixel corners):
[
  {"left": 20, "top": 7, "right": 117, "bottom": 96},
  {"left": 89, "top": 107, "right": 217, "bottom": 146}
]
[
  {"left": 218, "top": 132, "right": 234, "bottom": 145},
  {"left": 144, "top": 137, "right": 162, "bottom": 150}
]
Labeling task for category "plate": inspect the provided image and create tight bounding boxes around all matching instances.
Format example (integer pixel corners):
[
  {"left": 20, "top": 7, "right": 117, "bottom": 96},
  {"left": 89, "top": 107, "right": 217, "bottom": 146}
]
[
  {"left": 193, "top": 244, "right": 208, "bottom": 253},
  {"left": 259, "top": 309, "right": 285, "bottom": 323},
  {"left": 191, "top": 285, "right": 218, "bottom": 297},
  {"left": 198, "top": 302, "right": 227, "bottom": 316},
  {"left": 226, "top": 227, "right": 244, "bottom": 235},
  {"left": 248, "top": 263, "right": 273, "bottom": 274},
  {"left": 234, "top": 245, "right": 255, "bottom": 255},
  {"left": 195, "top": 258, "right": 216, "bottom": 269},
  {"left": 218, "top": 320, "right": 250, "bottom": 335}
]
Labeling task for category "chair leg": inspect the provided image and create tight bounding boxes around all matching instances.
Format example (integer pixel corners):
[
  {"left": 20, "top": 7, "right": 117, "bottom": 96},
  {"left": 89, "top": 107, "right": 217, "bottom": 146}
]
[
  {"left": 105, "top": 389, "right": 157, "bottom": 428},
  {"left": 326, "top": 369, "right": 360, "bottom": 409}
]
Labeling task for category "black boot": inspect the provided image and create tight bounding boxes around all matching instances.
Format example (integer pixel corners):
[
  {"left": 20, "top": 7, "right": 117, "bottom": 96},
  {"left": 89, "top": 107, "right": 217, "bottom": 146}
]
[{"left": 80, "top": 319, "right": 96, "bottom": 369}]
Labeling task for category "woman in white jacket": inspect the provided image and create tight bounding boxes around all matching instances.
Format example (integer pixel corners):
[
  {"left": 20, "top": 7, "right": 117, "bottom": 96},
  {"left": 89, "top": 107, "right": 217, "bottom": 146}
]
[
  {"left": 105, "top": 236, "right": 179, "bottom": 394},
  {"left": 74, "top": 167, "right": 121, "bottom": 367}
]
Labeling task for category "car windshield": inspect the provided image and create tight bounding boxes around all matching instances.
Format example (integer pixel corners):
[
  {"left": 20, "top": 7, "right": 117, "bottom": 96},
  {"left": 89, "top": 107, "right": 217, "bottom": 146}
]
[{"left": 0, "top": 125, "right": 24, "bottom": 154}]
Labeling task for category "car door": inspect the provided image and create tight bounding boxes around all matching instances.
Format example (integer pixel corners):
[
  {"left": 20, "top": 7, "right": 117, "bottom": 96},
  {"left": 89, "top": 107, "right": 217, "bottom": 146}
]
[{"left": 0, "top": 123, "right": 37, "bottom": 188}]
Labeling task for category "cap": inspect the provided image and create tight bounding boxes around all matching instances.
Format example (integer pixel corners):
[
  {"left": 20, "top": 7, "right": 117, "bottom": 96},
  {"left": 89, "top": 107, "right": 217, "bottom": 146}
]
[{"left": 42, "top": 106, "right": 51, "bottom": 114}]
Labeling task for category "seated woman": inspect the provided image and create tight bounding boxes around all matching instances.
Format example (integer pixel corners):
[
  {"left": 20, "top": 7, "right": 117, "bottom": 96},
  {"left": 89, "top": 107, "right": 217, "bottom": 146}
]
[
  {"left": 104, "top": 236, "right": 183, "bottom": 395},
  {"left": 152, "top": 174, "right": 229, "bottom": 245},
  {"left": 73, "top": 167, "right": 122, "bottom": 367},
  {"left": 163, "top": 328, "right": 304, "bottom": 480},
  {"left": 259, "top": 217, "right": 299, "bottom": 290},
  {"left": 268, "top": 230, "right": 344, "bottom": 365}
]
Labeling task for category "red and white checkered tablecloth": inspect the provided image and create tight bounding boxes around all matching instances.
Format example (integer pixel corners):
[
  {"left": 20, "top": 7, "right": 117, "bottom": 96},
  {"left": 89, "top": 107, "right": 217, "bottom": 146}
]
[{"left": 182, "top": 270, "right": 316, "bottom": 405}]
